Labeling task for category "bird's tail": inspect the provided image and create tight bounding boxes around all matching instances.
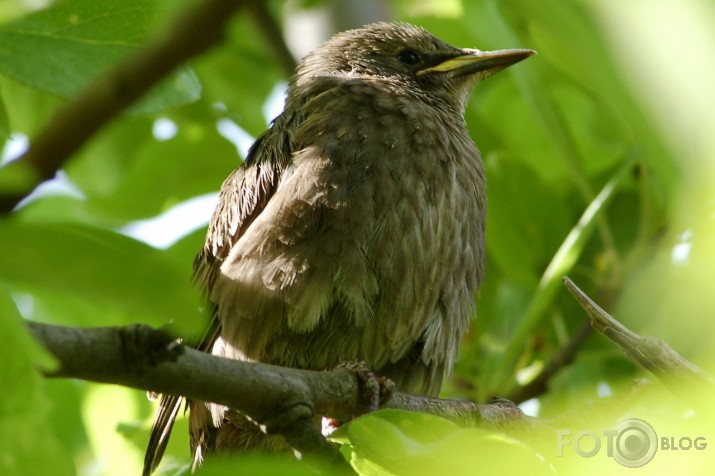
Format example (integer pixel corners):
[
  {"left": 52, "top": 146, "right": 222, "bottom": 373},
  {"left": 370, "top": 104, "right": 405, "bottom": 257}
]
[
  {"left": 143, "top": 316, "right": 221, "bottom": 475},
  {"left": 143, "top": 393, "right": 184, "bottom": 476}
]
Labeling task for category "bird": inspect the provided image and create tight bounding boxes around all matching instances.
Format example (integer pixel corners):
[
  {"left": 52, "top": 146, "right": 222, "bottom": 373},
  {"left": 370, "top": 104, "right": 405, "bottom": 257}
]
[{"left": 143, "top": 21, "right": 533, "bottom": 475}]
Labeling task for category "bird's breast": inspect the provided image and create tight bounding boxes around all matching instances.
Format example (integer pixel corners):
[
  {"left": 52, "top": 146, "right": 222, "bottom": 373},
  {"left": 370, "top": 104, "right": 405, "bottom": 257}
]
[{"left": 215, "top": 88, "right": 486, "bottom": 385}]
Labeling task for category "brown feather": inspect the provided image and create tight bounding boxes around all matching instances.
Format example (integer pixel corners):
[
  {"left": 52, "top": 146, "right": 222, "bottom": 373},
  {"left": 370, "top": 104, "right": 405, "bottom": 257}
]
[{"left": 144, "top": 21, "right": 533, "bottom": 474}]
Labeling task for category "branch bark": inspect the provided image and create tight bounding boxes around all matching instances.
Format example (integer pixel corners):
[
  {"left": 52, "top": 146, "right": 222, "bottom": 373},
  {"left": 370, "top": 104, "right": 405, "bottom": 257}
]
[
  {"left": 27, "top": 277, "right": 713, "bottom": 468},
  {"left": 27, "top": 321, "right": 533, "bottom": 462},
  {"left": 563, "top": 276, "right": 715, "bottom": 407}
]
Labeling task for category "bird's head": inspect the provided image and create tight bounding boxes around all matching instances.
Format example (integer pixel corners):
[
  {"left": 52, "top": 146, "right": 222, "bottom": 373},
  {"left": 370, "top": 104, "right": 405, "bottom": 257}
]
[{"left": 292, "top": 22, "right": 534, "bottom": 112}]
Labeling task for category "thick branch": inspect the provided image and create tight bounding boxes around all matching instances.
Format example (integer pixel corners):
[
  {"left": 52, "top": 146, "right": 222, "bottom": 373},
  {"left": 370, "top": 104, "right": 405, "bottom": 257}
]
[
  {"left": 27, "top": 322, "right": 533, "bottom": 454},
  {"left": 563, "top": 276, "right": 715, "bottom": 405},
  {"left": 0, "top": 0, "right": 249, "bottom": 213}
]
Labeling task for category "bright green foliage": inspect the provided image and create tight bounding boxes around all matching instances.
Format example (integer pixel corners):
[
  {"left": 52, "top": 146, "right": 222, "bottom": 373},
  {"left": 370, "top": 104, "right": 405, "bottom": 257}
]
[
  {"left": 1, "top": 0, "right": 714, "bottom": 475},
  {"left": 333, "top": 410, "right": 552, "bottom": 475},
  {"left": 0, "top": 294, "right": 73, "bottom": 476},
  {"left": 0, "top": 221, "right": 203, "bottom": 333},
  {"left": 0, "top": 0, "right": 200, "bottom": 114}
]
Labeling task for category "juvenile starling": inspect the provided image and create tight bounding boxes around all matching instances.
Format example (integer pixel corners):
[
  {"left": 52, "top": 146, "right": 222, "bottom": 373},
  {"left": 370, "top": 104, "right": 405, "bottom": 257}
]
[{"left": 144, "top": 21, "right": 533, "bottom": 474}]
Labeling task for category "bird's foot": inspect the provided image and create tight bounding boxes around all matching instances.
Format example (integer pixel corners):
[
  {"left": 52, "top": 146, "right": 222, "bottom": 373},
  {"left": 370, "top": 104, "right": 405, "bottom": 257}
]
[
  {"left": 336, "top": 360, "right": 395, "bottom": 412},
  {"left": 121, "top": 325, "right": 183, "bottom": 401}
]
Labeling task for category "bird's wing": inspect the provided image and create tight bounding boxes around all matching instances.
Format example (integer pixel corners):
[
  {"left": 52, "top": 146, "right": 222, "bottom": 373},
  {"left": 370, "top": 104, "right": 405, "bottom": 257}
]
[
  {"left": 142, "top": 119, "right": 295, "bottom": 475},
  {"left": 194, "top": 127, "right": 292, "bottom": 295}
]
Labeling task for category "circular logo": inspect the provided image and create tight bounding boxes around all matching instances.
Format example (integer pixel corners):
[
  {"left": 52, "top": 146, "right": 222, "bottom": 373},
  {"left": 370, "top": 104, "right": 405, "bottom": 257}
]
[{"left": 613, "top": 418, "right": 657, "bottom": 467}]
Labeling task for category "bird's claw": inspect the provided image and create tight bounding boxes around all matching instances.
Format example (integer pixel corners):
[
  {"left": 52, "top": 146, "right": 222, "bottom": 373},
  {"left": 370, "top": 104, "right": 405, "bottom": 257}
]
[{"left": 336, "top": 360, "right": 394, "bottom": 412}]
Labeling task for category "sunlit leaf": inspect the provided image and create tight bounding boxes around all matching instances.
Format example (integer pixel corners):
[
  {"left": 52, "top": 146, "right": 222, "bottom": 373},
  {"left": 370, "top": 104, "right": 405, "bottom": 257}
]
[
  {"left": 0, "top": 0, "right": 201, "bottom": 115},
  {"left": 0, "top": 221, "right": 203, "bottom": 336},
  {"left": 0, "top": 293, "right": 73, "bottom": 476},
  {"left": 337, "top": 410, "right": 550, "bottom": 476}
]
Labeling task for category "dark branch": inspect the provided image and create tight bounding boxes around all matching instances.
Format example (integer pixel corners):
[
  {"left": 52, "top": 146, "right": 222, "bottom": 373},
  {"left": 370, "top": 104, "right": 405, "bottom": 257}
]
[
  {"left": 247, "top": 1, "right": 297, "bottom": 76},
  {"left": 507, "top": 321, "right": 592, "bottom": 404},
  {"left": 0, "top": 0, "right": 249, "bottom": 214},
  {"left": 27, "top": 321, "right": 535, "bottom": 462},
  {"left": 563, "top": 276, "right": 715, "bottom": 407}
]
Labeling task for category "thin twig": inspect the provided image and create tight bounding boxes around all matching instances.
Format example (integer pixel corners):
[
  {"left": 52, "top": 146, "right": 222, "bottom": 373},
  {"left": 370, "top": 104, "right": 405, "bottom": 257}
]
[
  {"left": 247, "top": 1, "right": 297, "bottom": 75},
  {"left": 563, "top": 276, "right": 715, "bottom": 406},
  {"left": 507, "top": 321, "right": 592, "bottom": 404}
]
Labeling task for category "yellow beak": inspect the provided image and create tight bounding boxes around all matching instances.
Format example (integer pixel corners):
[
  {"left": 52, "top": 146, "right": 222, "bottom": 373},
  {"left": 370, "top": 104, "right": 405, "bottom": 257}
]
[{"left": 417, "top": 48, "right": 535, "bottom": 78}]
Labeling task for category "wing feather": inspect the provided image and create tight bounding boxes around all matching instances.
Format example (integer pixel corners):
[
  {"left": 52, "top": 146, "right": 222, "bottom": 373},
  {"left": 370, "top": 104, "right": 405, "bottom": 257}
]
[{"left": 142, "top": 113, "right": 296, "bottom": 475}]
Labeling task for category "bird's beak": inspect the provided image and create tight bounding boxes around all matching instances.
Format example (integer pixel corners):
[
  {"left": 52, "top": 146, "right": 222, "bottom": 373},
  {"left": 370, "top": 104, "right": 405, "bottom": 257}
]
[{"left": 417, "top": 48, "right": 535, "bottom": 79}]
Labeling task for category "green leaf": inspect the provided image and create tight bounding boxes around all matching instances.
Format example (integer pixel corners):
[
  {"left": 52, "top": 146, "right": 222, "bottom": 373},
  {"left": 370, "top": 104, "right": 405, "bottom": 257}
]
[
  {"left": 494, "top": 156, "right": 636, "bottom": 392},
  {"left": 197, "top": 453, "right": 328, "bottom": 476},
  {"left": 337, "top": 410, "right": 550, "bottom": 475},
  {"left": 196, "top": 14, "right": 284, "bottom": 136},
  {"left": 0, "top": 292, "right": 74, "bottom": 476},
  {"left": 0, "top": 0, "right": 201, "bottom": 115},
  {"left": 60, "top": 114, "right": 154, "bottom": 200},
  {"left": 485, "top": 152, "right": 571, "bottom": 286},
  {"left": 83, "top": 118, "right": 237, "bottom": 220},
  {"left": 0, "top": 159, "right": 39, "bottom": 195},
  {"left": 0, "top": 75, "right": 64, "bottom": 134},
  {"left": 0, "top": 83, "right": 9, "bottom": 138},
  {"left": 0, "top": 221, "right": 203, "bottom": 336},
  {"left": 343, "top": 410, "right": 460, "bottom": 446},
  {"left": 0, "top": 293, "right": 56, "bottom": 416}
]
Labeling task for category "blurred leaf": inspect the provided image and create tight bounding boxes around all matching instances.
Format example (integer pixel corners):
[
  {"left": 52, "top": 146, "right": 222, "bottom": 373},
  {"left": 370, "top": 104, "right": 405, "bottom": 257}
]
[
  {"left": 485, "top": 152, "right": 571, "bottom": 285},
  {"left": 395, "top": 0, "right": 464, "bottom": 18},
  {"left": 0, "top": 75, "right": 64, "bottom": 134},
  {"left": 540, "top": 347, "right": 637, "bottom": 416},
  {"left": 332, "top": 409, "right": 460, "bottom": 447},
  {"left": 0, "top": 293, "right": 56, "bottom": 415},
  {"left": 0, "top": 293, "right": 74, "bottom": 476},
  {"left": 197, "top": 453, "right": 326, "bottom": 476},
  {"left": 506, "top": 0, "right": 676, "bottom": 196},
  {"left": 0, "top": 0, "right": 201, "bottom": 115},
  {"left": 165, "top": 225, "right": 209, "bottom": 266},
  {"left": 19, "top": 105, "right": 236, "bottom": 225},
  {"left": 510, "top": 0, "right": 616, "bottom": 93},
  {"left": 85, "top": 119, "right": 236, "bottom": 220},
  {"left": 493, "top": 157, "right": 635, "bottom": 393},
  {"left": 82, "top": 385, "right": 146, "bottom": 475},
  {"left": 0, "top": 221, "right": 203, "bottom": 335},
  {"left": 13, "top": 195, "right": 92, "bottom": 226},
  {"left": 336, "top": 410, "right": 550, "bottom": 476},
  {"left": 65, "top": 115, "right": 154, "bottom": 201},
  {"left": 43, "top": 379, "right": 91, "bottom": 459},
  {"left": 0, "top": 85, "right": 8, "bottom": 138},
  {"left": 474, "top": 78, "right": 567, "bottom": 183},
  {"left": 195, "top": 14, "right": 284, "bottom": 136},
  {"left": 0, "top": 159, "right": 38, "bottom": 194}
]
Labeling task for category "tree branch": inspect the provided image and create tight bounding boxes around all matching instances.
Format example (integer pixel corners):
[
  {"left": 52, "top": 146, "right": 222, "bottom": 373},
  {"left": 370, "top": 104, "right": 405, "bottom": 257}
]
[
  {"left": 27, "top": 321, "right": 534, "bottom": 462},
  {"left": 563, "top": 276, "right": 715, "bottom": 406},
  {"left": 507, "top": 321, "right": 592, "bottom": 404},
  {"left": 0, "top": 0, "right": 251, "bottom": 214},
  {"left": 247, "top": 1, "right": 297, "bottom": 76}
]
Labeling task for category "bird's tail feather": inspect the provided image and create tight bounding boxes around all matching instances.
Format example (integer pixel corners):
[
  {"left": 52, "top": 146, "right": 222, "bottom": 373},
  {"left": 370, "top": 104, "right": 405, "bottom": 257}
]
[
  {"left": 143, "top": 394, "right": 184, "bottom": 476},
  {"left": 143, "top": 316, "right": 221, "bottom": 475}
]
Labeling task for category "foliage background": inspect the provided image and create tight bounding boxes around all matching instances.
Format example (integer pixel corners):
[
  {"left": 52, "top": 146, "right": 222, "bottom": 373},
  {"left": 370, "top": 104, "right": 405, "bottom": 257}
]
[{"left": 1, "top": 0, "right": 714, "bottom": 475}]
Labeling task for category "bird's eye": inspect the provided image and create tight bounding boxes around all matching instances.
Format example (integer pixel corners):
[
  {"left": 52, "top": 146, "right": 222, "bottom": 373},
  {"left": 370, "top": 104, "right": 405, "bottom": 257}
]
[{"left": 396, "top": 49, "right": 421, "bottom": 66}]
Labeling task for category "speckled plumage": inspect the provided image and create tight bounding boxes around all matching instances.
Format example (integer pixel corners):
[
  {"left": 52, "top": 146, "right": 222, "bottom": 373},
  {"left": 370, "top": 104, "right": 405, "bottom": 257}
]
[{"left": 144, "top": 22, "right": 532, "bottom": 475}]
